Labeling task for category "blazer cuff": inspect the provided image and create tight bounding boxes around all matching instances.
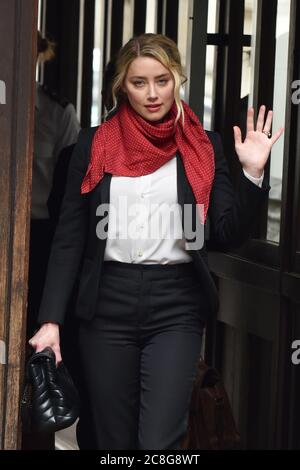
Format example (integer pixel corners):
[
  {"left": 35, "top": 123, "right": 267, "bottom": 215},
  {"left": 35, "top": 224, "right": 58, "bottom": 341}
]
[
  {"left": 240, "top": 167, "right": 271, "bottom": 193},
  {"left": 243, "top": 168, "right": 264, "bottom": 188}
]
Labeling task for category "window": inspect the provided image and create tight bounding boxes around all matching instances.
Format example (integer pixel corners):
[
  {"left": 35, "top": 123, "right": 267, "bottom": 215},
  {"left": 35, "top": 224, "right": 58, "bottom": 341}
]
[{"left": 267, "top": 0, "right": 291, "bottom": 243}]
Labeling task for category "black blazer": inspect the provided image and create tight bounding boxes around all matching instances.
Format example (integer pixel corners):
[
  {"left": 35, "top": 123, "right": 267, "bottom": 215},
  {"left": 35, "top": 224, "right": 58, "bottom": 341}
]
[{"left": 37, "top": 127, "right": 270, "bottom": 326}]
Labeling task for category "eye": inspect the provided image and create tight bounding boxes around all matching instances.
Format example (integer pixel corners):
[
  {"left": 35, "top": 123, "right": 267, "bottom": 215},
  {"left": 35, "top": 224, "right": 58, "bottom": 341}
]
[
  {"left": 133, "top": 80, "right": 145, "bottom": 87},
  {"left": 158, "top": 79, "right": 168, "bottom": 85}
]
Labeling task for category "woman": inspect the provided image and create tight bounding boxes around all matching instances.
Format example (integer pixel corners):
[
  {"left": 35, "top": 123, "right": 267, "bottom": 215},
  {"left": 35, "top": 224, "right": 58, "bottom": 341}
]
[{"left": 29, "top": 33, "right": 283, "bottom": 450}]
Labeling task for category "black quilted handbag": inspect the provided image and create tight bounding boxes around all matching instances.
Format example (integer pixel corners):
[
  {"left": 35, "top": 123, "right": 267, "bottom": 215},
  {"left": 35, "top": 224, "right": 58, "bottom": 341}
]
[{"left": 21, "top": 347, "right": 80, "bottom": 433}]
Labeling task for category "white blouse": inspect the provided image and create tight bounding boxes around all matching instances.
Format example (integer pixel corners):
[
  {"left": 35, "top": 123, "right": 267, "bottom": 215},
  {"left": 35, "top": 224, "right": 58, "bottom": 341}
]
[{"left": 103, "top": 156, "right": 263, "bottom": 265}]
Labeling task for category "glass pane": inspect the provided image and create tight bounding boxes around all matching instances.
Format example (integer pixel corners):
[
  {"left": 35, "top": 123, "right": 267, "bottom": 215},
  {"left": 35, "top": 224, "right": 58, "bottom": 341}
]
[
  {"left": 36, "top": 0, "right": 45, "bottom": 83},
  {"left": 239, "top": 46, "right": 253, "bottom": 138},
  {"left": 177, "top": 0, "right": 190, "bottom": 74},
  {"left": 91, "top": 0, "right": 105, "bottom": 126},
  {"left": 243, "top": 0, "right": 254, "bottom": 35},
  {"left": 266, "top": 0, "right": 291, "bottom": 243},
  {"left": 203, "top": 45, "right": 217, "bottom": 130},
  {"left": 123, "top": 0, "right": 134, "bottom": 44},
  {"left": 177, "top": 0, "right": 193, "bottom": 102},
  {"left": 207, "top": 0, "right": 218, "bottom": 34},
  {"left": 145, "top": 0, "right": 158, "bottom": 33},
  {"left": 239, "top": 0, "right": 255, "bottom": 134}
]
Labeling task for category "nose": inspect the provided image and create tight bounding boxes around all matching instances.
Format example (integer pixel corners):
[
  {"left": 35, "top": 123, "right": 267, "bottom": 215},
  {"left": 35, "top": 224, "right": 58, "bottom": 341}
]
[{"left": 147, "top": 82, "right": 158, "bottom": 101}]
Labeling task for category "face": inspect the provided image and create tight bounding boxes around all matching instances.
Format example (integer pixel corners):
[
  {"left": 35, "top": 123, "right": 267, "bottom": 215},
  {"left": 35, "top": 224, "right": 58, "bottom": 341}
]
[{"left": 122, "top": 56, "right": 175, "bottom": 122}]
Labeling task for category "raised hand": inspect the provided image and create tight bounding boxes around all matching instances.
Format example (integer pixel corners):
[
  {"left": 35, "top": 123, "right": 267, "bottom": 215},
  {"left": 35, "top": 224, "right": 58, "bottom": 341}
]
[{"left": 233, "top": 105, "right": 284, "bottom": 178}]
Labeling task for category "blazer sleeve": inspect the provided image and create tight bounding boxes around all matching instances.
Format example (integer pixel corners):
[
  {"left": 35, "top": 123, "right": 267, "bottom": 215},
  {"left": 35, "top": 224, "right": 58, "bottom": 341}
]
[
  {"left": 37, "top": 129, "right": 90, "bottom": 326},
  {"left": 206, "top": 131, "right": 271, "bottom": 250}
]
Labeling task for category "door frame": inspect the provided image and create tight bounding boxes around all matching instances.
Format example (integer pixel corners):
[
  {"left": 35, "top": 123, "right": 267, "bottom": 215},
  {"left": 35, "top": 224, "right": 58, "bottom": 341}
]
[{"left": 0, "top": 0, "right": 38, "bottom": 450}]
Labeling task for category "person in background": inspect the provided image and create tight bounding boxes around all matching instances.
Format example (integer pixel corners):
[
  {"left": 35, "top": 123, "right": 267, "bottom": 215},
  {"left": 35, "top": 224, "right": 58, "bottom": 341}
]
[
  {"left": 27, "top": 31, "right": 81, "bottom": 338},
  {"left": 29, "top": 33, "right": 283, "bottom": 450}
]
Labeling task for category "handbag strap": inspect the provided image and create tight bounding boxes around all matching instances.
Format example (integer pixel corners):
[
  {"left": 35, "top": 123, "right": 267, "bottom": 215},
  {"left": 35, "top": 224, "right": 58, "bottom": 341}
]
[{"left": 197, "top": 356, "right": 221, "bottom": 388}]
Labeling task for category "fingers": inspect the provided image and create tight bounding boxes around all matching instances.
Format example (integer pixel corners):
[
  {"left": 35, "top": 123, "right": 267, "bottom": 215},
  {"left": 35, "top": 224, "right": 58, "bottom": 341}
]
[
  {"left": 28, "top": 325, "right": 61, "bottom": 363},
  {"left": 263, "top": 110, "right": 273, "bottom": 134},
  {"left": 233, "top": 126, "right": 242, "bottom": 145},
  {"left": 29, "top": 338, "right": 62, "bottom": 366},
  {"left": 256, "top": 105, "right": 266, "bottom": 132},
  {"left": 247, "top": 107, "right": 254, "bottom": 132},
  {"left": 28, "top": 337, "right": 37, "bottom": 349},
  {"left": 270, "top": 127, "right": 284, "bottom": 146},
  {"left": 54, "top": 348, "right": 63, "bottom": 366},
  {"left": 249, "top": 105, "right": 280, "bottom": 140},
  {"left": 28, "top": 331, "right": 41, "bottom": 350},
  {"left": 244, "top": 105, "right": 283, "bottom": 145}
]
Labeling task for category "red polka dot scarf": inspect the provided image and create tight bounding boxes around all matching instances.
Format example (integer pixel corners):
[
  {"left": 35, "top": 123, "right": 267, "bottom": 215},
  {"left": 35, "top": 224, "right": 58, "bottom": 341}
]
[{"left": 81, "top": 99, "right": 215, "bottom": 223}]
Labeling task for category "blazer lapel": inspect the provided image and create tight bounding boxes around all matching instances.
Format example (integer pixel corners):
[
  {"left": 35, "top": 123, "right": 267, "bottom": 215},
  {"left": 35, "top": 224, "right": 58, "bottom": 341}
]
[
  {"left": 89, "top": 172, "right": 111, "bottom": 214},
  {"left": 89, "top": 172, "right": 112, "bottom": 257},
  {"left": 176, "top": 152, "right": 187, "bottom": 209},
  {"left": 99, "top": 172, "right": 112, "bottom": 204},
  {"left": 176, "top": 151, "right": 208, "bottom": 252}
]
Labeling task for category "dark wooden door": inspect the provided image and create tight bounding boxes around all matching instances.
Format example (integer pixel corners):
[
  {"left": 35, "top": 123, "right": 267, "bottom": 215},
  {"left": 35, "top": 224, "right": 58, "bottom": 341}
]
[{"left": 0, "top": 0, "right": 37, "bottom": 450}]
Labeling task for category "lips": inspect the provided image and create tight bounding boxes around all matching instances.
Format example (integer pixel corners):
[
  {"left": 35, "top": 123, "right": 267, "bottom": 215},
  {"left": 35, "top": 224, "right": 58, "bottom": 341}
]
[{"left": 145, "top": 104, "right": 162, "bottom": 112}]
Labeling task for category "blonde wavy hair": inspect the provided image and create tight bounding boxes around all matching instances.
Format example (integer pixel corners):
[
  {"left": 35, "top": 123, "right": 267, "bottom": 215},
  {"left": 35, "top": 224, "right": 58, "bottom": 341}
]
[{"left": 108, "top": 33, "right": 187, "bottom": 126}]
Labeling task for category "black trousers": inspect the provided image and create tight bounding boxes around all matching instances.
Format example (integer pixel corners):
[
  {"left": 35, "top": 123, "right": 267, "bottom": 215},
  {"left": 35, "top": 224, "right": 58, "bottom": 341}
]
[{"left": 78, "top": 260, "right": 206, "bottom": 450}]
